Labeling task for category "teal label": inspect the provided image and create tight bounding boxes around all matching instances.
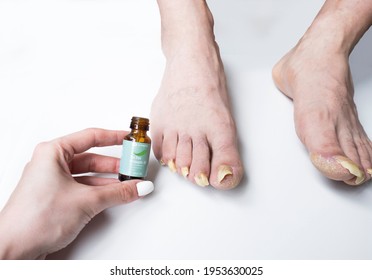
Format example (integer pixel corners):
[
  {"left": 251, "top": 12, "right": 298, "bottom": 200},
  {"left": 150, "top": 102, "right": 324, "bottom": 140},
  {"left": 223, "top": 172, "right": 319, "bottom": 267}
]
[{"left": 119, "top": 140, "right": 151, "bottom": 178}]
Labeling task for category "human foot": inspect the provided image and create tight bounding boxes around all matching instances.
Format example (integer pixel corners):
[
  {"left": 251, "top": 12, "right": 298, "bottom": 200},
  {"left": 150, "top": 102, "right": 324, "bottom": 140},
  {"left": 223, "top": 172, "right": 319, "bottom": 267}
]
[
  {"left": 152, "top": 0, "right": 243, "bottom": 190},
  {"left": 151, "top": 43, "right": 243, "bottom": 190},
  {"left": 273, "top": 12, "right": 372, "bottom": 185}
]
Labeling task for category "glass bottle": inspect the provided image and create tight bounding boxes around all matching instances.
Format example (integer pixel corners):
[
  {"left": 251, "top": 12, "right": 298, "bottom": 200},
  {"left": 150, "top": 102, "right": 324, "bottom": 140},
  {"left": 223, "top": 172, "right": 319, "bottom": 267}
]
[{"left": 118, "top": 116, "right": 151, "bottom": 181}]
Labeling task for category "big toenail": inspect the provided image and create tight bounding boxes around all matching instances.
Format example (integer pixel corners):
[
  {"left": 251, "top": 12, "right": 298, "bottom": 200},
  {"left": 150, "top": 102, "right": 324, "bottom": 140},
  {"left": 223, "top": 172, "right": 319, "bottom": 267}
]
[
  {"left": 181, "top": 167, "right": 189, "bottom": 178},
  {"left": 334, "top": 156, "right": 365, "bottom": 185},
  {"left": 167, "top": 159, "right": 177, "bottom": 173},
  {"left": 217, "top": 165, "right": 233, "bottom": 183},
  {"left": 194, "top": 173, "right": 209, "bottom": 187},
  {"left": 367, "top": 169, "right": 372, "bottom": 175}
]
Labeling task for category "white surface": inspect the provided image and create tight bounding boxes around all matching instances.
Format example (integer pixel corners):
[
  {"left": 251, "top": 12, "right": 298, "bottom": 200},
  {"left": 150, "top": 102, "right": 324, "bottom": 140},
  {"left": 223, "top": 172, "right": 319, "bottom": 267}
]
[{"left": 0, "top": 0, "right": 371, "bottom": 259}]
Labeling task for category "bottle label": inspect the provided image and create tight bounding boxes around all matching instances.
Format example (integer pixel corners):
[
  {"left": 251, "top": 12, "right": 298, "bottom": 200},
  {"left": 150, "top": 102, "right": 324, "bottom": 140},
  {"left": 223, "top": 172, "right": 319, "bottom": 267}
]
[{"left": 119, "top": 140, "right": 151, "bottom": 178}]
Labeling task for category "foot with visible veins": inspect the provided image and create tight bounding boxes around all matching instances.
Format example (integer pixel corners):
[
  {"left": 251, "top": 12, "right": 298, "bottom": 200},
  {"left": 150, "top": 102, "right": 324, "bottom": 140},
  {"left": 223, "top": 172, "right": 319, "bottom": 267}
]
[
  {"left": 273, "top": 0, "right": 372, "bottom": 185},
  {"left": 152, "top": 0, "right": 243, "bottom": 189}
]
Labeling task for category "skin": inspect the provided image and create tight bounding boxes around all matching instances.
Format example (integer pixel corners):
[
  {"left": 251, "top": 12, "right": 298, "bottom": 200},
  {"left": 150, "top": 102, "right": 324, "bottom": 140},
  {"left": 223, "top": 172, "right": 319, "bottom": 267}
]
[
  {"left": 152, "top": 0, "right": 243, "bottom": 190},
  {"left": 273, "top": 0, "right": 372, "bottom": 185},
  {"left": 0, "top": 128, "right": 153, "bottom": 259}
]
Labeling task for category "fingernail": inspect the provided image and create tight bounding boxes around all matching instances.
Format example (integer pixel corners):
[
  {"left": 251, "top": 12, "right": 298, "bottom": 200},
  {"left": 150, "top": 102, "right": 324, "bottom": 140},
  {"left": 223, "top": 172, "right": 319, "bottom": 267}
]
[
  {"left": 194, "top": 173, "right": 209, "bottom": 187},
  {"left": 181, "top": 167, "right": 189, "bottom": 178},
  {"left": 136, "top": 181, "right": 154, "bottom": 197},
  {"left": 367, "top": 168, "right": 372, "bottom": 175},
  {"left": 160, "top": 159, "right": 166, "bottom": 166},
  {"left": 217, "top": 165, "right": 233, "bottom": 183},
  {"left": 168, "top": 159, "right": 177, "bottom": 173},
  {"left": 335, "top": 156, "right": 365, "bottom": 185}
]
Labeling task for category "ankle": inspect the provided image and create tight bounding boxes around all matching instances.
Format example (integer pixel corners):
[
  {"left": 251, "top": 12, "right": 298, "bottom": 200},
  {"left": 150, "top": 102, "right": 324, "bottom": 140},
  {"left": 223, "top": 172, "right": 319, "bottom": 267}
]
[
  {"left": 304, "top": 3, "right": 372, "bottom": 54},
  {"left": 300, "top": 18, "right": 352, "bottom": 56},
  {"left": 158, "top": 0, "right": 216, "bottom": 58}
]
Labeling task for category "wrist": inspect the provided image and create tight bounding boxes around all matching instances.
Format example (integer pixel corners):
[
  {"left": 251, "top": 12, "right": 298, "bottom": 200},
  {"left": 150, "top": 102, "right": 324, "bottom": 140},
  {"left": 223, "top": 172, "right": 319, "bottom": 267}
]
[
  {"left": 0, "top": 215, "right": 20, "bottom": 259},
  {"left": 0, "top": 212, "right": 41, "bottom": 259}
]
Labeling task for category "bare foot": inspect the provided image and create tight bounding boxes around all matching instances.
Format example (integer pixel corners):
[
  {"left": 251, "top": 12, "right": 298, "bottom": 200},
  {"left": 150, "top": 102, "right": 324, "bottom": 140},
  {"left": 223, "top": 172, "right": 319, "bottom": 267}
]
[
  {"left": 273, "top": 10, "right": 372, "bottom": 185},
  {"left": 151, "top": 1, "right": 243, "bottom": 189},
  {"left": 151, "top": 42, "right": 243, "bottom": 189}
]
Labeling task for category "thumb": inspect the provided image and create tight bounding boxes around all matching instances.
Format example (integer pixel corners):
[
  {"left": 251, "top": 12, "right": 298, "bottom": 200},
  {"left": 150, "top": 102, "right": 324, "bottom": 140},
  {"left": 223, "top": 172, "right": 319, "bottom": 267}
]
[{"left": 87, "top": 180, "right": 155, "bottom": 214}]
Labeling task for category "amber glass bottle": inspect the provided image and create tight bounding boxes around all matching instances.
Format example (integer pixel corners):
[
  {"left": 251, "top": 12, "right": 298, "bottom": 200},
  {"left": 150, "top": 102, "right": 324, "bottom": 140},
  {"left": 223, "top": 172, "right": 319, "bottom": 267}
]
[{"left": 118, "top": 117, "right": 151, "bottom": 181}]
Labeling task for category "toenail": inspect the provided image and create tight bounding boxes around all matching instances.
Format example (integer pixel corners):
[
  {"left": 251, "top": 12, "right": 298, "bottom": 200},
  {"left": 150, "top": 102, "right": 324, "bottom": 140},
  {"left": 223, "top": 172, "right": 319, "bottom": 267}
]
[
  {"left": 160, "top": 159, "right": 166, "bottom": 166},
  {"left": 181, "top": 167, "right": 189, "bottom": 178},
  {"left": 167, "top": 159, "right": 177, "bottom": 173},
  {"left": 194, "top": 173, "right": 209, "bottom": 187},
  {"left": 334, "top": 156, "right": 365, "bottom": 185},
  {"left": 217, "top": 165, "right": 233, "bottom": 183},
  {"left": 368, "top": 168, "right": 372, "bottom": 175}
]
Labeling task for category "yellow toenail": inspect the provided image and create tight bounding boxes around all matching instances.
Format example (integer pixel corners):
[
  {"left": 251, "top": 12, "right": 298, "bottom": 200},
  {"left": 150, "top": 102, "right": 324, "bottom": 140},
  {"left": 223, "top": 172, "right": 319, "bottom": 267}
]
[
  {"left": 167, "top": 159, "right": 177, "bottom": 173},
  {"left": 181, "top": 167, "right": 189, "bottom": 178},
  {"left": 160, "top": 159, "right": 166, "bottom": 166},
  {"left": 194, "top": 173, "right": 209, "bottom": 187},
  {"left": 334, "top": 156, "right": 365, "bottom": 185},
  {"left": 217, "top": 165, "right": 233, "bottom": 183},
  {"left": 368, "top": 168, "right": 372, "bottom": 175}
]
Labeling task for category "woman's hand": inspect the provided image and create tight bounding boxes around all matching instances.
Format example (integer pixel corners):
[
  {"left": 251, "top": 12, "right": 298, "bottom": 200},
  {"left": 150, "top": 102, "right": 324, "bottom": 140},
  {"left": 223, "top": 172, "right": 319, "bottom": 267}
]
[{"left": 0, "top": 128, "right": 154, "bottom": 259}]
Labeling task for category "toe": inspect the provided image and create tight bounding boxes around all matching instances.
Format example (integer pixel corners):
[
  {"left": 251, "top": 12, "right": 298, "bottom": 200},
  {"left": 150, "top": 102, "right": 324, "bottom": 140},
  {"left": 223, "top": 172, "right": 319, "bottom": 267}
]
[
  {"left": 175, "top": 133, "right": 192, "bottom": 178},
  {"left": 296, "top": 109, "right": 365, "bottom": 185},
  {"left": 362, "top": 140, "right": 372, "bottom": 182},
  {"left": 189, "top": 135, "right": 211, "bottom": 187},
  {"left": 151, "top": 130, "right": 163, "bottom": 162},
  {"left": 161, "top": 130, "right": 178, "bottom": 173},
  {"left": 354, "top": 135, "right": 372, "bottom": 180},
  {"left": 209, "top": 136, "right": 243, "bottom": 190},
  {"left": 308, "top": 124, "right": 369, "bottom": 186},
  {"left": 310, "top": 154, "right": 365, "bottom": 185},
  {"left": 334, "top": 123, "right": 371, "bottom": 184}
]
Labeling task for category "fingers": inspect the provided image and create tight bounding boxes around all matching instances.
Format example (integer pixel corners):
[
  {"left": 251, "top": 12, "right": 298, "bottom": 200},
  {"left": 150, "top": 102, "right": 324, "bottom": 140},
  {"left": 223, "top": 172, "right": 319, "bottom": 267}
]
[
  {"left": 56, "top": 128, "right": 129, "bottom": 159},
  {"left": 70, "top": 153, "right": 119, "bottom": 174},
  {"left": 86, "top": 180, "right": 155, "bottom": 215}
]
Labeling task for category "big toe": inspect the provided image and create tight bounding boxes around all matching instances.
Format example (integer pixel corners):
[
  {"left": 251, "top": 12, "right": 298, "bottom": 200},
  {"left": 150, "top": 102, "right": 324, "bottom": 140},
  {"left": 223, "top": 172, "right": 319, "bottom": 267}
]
[
  {"left": 296, "top": 112, "right": 372, "bottom": 186},
  {"left": 209, "top": 136, "right": 244, "bottom": 190},
  {"left": 310, "top": 153, "right": 365, "bottom": 185}
]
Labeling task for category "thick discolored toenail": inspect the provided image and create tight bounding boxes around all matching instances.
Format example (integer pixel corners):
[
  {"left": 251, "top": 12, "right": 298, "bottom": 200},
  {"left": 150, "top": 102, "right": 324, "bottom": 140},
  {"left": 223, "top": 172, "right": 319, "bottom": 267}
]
[
  {"left": 217, "top": 165, "right": 233, "bottom": 183},
  {"left": 167, "top": 159, "right": 177, "bottom": 173},
  {"left": 194, "top": 173, "right": 209, "bottom": 187},
  {"left": 310, "top": 153, "right": 365, "bottom": 185},
  {"left": 334, "top": 156, "right": 365, "bottom": 185},
  {"left": 181, "top": 167, "right": 189, "bottom": 178},
  {"left": 160, "top": 159, "right": 166, "bottom": 166},
  {"left": 367, "top": 168, "right": 372, "bottom": 175}
]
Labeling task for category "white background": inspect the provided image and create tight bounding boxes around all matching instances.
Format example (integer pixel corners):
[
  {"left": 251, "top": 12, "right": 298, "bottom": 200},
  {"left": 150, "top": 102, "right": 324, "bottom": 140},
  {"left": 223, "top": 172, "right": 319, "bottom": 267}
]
[{"left": 0, "top": 0, "right": 371, "bottom": 259}]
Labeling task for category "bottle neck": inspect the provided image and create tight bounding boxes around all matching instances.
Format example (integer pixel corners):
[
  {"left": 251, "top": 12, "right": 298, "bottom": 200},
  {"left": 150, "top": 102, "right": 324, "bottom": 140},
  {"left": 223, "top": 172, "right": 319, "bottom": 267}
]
[
  {"left": 130, "top": 116, "right": 149, "bottom": 131},
  {"left": 131, "top": 129, "right": 148, "bottom": 136}
]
